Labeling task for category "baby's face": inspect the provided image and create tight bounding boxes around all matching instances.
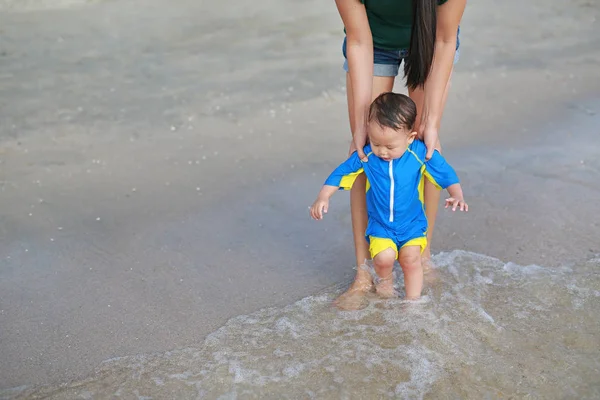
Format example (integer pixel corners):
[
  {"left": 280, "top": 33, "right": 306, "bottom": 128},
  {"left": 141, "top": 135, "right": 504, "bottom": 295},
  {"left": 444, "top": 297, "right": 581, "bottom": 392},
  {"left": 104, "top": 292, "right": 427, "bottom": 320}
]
[{"left": 367, "top": 121, "right": 415, "bottom": 162}]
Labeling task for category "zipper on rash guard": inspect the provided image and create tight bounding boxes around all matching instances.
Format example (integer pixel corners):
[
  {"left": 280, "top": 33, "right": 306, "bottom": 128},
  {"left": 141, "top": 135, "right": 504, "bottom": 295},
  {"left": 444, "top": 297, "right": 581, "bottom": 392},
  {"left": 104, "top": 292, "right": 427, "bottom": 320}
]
[{"left": 388, "top": 160, "right": 394, "bottom": 222}]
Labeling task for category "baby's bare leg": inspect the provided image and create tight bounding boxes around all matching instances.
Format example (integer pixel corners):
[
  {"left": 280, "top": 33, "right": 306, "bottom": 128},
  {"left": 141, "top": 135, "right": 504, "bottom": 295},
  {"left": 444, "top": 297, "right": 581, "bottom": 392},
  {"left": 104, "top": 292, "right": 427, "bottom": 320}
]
[
  {"left": 373, "top": 248, "right": 396, "bottom": 298},
  {"left": 398, "top": 246, "right": 423, "bottom": 300}
]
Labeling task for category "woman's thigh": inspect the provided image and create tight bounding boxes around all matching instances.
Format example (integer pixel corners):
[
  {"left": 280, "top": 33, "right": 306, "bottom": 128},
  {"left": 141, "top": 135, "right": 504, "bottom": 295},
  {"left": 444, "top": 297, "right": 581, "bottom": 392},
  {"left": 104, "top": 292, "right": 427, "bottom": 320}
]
[{"left": 345, "top": 74, "right": 395, "bottom": 137}]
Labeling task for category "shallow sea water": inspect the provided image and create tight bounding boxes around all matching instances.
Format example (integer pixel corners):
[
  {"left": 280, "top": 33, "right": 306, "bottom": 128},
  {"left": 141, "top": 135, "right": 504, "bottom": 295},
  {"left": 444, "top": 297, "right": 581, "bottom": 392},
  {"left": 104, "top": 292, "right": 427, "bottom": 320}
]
[{"left": 5, "top": 250, "right": 600, "bottom": 399}]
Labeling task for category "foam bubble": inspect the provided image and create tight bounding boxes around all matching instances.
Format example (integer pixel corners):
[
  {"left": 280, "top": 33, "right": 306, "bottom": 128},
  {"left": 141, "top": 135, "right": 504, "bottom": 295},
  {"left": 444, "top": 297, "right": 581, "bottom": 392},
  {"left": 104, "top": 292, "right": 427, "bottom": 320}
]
[{"left": 8, "top": 251, "right": 600, "bottom": 399}]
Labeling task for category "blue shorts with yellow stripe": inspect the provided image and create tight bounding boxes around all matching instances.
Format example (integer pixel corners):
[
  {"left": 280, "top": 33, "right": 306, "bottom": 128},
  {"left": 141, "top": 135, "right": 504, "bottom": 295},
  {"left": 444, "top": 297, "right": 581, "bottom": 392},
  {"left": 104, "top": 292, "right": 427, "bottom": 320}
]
[{"left": 367, "top": 234, "right": 427, "bottom": 260}]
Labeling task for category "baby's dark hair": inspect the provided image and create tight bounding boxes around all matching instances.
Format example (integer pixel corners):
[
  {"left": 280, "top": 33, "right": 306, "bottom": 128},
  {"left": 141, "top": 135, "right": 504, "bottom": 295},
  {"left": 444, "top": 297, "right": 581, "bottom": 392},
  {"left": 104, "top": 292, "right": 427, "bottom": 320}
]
[{"left": 368, "top": 92, "right": 417, "bottom": 132}]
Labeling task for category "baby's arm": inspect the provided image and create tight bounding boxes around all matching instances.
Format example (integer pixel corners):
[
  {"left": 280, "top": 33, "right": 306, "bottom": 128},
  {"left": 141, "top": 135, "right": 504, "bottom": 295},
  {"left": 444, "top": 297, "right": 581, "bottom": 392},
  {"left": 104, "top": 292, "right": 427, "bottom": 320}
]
[
  {"left": 310, "top": 152, "right": 365, "bottom": 220},
  {"left": 310, "top": 185, "right": 338, "bottom": 220},
  {"left": 445, "top": 183, "right": 468, "bottom": 212},
  {"left": 425, "top": 151, "right": 468, "bottom": 212}
]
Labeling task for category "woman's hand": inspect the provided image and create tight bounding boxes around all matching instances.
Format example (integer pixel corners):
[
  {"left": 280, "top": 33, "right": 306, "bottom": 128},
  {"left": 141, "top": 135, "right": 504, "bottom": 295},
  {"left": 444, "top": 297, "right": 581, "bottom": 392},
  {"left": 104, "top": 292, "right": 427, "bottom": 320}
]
[
  {"left": 352, "top": 129, "right": 369, "bottom": 161},
  {"left": 348, "top": 140, "right": 357, "bottom": 157},
  {"left": 418, "top": 123, "right": 439, "bottom": 161}
]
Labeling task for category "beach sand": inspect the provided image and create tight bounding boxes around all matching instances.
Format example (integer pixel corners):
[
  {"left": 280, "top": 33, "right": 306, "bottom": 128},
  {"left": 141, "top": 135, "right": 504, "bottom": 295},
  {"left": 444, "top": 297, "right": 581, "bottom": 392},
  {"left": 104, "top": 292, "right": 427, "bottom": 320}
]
[{"left": 1, "top": 0, "right": 599, "bottom": 394}]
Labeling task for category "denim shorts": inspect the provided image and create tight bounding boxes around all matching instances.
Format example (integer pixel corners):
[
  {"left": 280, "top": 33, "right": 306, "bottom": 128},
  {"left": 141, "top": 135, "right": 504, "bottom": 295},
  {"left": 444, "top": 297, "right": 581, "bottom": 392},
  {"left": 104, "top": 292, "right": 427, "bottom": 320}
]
[{"left": 343, "top": 26, "right": 461, "bottom": 77}]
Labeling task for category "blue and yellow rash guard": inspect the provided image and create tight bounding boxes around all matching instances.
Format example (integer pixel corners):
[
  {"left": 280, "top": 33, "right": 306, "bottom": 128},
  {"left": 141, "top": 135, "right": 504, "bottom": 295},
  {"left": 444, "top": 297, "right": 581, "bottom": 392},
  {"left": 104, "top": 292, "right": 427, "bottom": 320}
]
[{"left": 324, "top": 140, "right": 459, "bottom": 258}]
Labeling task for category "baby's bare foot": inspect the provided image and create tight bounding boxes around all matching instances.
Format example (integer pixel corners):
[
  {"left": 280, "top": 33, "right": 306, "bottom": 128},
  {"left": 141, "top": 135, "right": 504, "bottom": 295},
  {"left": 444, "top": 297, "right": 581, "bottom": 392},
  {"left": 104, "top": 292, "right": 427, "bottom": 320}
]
[{"left": 375, "top": 279, "right": 396, "bottom": 299}]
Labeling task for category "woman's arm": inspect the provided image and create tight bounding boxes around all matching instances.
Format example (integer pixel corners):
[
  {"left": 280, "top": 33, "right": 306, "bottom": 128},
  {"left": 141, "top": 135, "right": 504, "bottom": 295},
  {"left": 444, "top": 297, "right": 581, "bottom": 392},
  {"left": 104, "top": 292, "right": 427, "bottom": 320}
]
[
  {"left": 420, "top": 0, "right": 466, "bottom": 159},
  {"left": 335, "top": 0, "right": 373, "bottom": 161}
]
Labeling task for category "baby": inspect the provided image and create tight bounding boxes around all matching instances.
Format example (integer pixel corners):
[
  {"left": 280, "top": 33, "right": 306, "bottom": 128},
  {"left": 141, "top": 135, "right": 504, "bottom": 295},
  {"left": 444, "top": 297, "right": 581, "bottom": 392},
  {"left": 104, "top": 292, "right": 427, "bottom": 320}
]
[{"left": 310, "top": 92, "right": 468, "bottom": 299}]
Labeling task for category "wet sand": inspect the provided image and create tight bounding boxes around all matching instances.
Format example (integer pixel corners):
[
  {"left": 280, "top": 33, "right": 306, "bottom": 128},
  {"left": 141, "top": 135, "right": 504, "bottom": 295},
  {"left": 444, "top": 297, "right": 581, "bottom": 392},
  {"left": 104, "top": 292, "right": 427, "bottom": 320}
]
[{"left": 1, "top": 0, "right": 599, "bottom": 391}]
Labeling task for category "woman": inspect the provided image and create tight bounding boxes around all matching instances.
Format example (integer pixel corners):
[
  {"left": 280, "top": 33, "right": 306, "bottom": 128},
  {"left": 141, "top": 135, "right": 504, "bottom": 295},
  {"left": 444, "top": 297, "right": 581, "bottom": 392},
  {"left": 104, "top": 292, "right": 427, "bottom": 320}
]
[{"left": 334, "top": 0, "right": 466, "bottom": 310}]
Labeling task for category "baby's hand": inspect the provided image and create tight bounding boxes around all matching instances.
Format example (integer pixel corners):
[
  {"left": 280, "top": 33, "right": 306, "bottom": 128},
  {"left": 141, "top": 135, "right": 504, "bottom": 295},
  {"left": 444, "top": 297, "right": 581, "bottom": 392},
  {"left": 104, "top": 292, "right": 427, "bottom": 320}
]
[
  {"left": 445, "top": 197, "right": 468, "bottom": 212},
  {"left": 310, "top": 197, "right": 329, "bottom": 220}
]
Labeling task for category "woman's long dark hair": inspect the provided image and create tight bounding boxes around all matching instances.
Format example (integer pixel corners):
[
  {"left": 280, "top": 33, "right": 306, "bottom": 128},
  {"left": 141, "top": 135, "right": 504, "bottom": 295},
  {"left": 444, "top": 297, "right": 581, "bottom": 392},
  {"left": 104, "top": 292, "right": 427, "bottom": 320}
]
[{"left": 404, "top": 0, "right": 437, "bottom": 90}]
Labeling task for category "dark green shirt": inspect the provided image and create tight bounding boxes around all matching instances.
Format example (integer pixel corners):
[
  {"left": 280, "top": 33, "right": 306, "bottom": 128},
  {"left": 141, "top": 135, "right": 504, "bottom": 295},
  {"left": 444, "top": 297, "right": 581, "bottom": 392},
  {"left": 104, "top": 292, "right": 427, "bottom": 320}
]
[{"left": 357, "top": 0, "right": 448, "bottom": 51}]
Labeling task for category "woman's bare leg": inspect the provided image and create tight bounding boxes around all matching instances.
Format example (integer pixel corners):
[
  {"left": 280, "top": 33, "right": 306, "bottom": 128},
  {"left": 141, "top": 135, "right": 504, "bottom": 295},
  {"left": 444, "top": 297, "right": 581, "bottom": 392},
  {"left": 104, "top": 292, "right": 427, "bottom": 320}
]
[
  {"left": 334, "top": 73, "right": 395, "bottom": 310},
  {"left": 408, "top": 71, "right": 453, "bottom": 265}
]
